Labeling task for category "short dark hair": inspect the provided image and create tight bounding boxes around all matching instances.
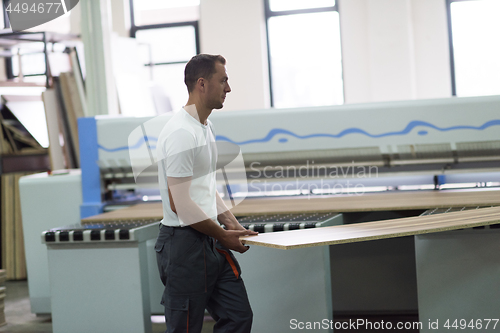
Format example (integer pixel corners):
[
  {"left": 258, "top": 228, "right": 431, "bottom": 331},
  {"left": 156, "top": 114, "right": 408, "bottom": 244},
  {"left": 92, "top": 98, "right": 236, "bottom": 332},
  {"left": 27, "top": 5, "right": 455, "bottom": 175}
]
[{"left": 184, "top": 54, "right": 226, "bottom": 93}]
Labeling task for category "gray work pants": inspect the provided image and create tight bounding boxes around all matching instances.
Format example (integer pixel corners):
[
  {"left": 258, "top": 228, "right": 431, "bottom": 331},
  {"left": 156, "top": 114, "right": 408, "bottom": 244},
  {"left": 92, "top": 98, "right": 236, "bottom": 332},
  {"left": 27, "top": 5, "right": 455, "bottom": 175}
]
[{"left": 155, "top": 225, "right": 253, "bottom": 333}]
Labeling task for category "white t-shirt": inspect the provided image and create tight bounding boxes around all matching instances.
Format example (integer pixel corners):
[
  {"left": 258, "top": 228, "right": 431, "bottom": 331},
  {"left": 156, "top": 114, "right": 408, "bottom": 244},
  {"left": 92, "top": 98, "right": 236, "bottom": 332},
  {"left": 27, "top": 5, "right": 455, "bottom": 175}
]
[{"left": 156, "top": 108, "right": 218, "bottom": 226}]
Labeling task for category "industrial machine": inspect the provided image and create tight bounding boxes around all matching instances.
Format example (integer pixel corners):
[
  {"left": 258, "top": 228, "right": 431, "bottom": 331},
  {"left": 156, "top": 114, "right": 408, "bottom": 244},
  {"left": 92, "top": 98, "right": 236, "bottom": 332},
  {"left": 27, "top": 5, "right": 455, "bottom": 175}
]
[
  {"left": 87, "top": 94, "right": 500, "bottom": 212},
  {"left": 20, "top": 95, "right": 500, "bottom": 331},
  {"left": 42, "top": 221, "right": 160, "bottom": 333}
]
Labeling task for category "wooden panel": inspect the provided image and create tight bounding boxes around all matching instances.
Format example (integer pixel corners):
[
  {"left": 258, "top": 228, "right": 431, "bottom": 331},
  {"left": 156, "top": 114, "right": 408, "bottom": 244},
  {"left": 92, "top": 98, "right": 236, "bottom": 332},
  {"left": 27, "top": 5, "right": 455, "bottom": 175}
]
[
  {"left": 81, "top": 189, "right": 500, "bottom": 223},
  {"left": 13, "top": 174, "right": 26, "bottom": 279},
  {"left": 53, "top": 78, "right": 77, "bottom": 169},
  {"left": 1, "top": 173, "right": 29, "bottom": 279},
  {"left": 229, "top": 189, "right": 500, "bottom": 215},
  {"left": 240, "top": 206, "right": 500, "bottom": 250},
  {"left": 42, "top": 89, "right": 66, "bottom": 170},
  {"left": 1, "top": 175, "right": 14, "bottom": 276},
  {"left": 81, "top": 203, "right": 163, "bottom": 224},
  {"left": 59, "top": 72, "right": 83, "bottom": 166}
]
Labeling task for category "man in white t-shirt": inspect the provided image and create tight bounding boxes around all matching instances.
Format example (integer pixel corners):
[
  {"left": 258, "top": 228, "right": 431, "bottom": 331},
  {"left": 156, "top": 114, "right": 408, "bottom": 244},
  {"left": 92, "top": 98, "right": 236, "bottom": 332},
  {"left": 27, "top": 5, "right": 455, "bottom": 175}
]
[{"left": 155, "top": 54, "right": 257, "bottom": 333}]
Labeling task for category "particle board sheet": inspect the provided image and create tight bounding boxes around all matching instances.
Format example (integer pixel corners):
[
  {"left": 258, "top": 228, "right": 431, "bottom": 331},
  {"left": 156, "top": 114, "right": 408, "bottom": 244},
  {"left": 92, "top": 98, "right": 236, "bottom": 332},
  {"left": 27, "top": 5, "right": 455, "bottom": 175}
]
[
  {"left": 53, "top": 77, "right": 78, "bottom": 169},
  {"left": 240, "top": 206, "right": 500, "bottom": 250},
  {"left": 81, "top": 203, "right": 163, "bottom": 224},
  {"left": 80, "top": 189, "right": 500, "bottom": 224},
  {"left": 42, "top": 89, "right": 65, "bottom": 170},
  {"left": 230, "top": 189, "right": 500, "bottom": 215},
  {"left": 59, "top": 72, "right": 84, "bottom": 166}
]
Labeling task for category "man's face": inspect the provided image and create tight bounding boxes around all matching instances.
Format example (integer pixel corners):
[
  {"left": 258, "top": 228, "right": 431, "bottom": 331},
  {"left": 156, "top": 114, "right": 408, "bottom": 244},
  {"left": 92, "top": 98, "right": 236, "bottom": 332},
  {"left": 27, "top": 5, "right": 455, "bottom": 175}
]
[{"left": 205, "top": 62, "right": 231, "bottom": 110}]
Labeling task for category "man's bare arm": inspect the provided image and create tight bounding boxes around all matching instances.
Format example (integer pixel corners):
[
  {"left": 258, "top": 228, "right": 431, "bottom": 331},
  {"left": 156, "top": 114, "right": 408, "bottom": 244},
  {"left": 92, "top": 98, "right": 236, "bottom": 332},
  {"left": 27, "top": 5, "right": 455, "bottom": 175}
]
[
  {"left": 216, "top": 190, "right": 246, "bottom": 231},
  {"left": 167, "top": 176, "right": 257, "bottom": 253}
]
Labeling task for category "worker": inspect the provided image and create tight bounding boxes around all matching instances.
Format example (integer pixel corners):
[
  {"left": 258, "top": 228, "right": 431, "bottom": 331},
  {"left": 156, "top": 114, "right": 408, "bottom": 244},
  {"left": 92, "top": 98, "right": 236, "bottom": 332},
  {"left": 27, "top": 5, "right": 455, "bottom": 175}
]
[{"left": 155, "top": 54, "right": 258, "bottom": 333}]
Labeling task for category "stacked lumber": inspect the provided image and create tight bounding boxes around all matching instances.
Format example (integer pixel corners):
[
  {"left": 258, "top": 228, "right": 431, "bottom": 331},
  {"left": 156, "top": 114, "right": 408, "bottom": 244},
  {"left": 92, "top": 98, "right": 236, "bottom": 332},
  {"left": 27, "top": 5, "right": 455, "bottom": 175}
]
[
  {"left": 0, "top": 46, "right": 85, "bottom": 281},
  {"left": 240, "top": 206, "right": 500, "bottom": 249},
  {"left": 43, "top": 77, "right": 79, "bottom": 170},
  {"left": 0, "top": 96, "right": 49, "bottom": 280},
  {"left": 42, "top": 48, "right": 86, "bottom": 170},
  {"left": 81, "top": 202, "right": 164, "bottom": 224},
  {"left": 229, "top": 189, "right": 500, "bottom": 215},
  {"left": 58, "top": 72, "right": 85, "bottom": 166},
  {"left": 1, "top": 173, "right": 30, "bottom": 280},
  {"left": 80, "top": 189, "right": 500, "bottom": 224}
]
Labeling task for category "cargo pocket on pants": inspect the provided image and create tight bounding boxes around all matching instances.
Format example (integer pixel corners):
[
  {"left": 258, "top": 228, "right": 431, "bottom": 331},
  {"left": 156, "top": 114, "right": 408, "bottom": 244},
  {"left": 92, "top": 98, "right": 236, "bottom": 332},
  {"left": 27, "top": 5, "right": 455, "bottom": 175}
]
[
  {"left": 155, "top": 242, "right": 168, "bottom": 286},
  {"left": 165, "top": 296, "right": 190, "bottom": 331}
]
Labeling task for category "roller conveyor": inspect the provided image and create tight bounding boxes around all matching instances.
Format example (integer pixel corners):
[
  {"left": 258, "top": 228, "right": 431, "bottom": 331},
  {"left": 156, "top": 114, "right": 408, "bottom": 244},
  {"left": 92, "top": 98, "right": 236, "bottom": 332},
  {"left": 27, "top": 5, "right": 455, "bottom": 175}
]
[
  {"left": 236, "top": 212, "right": 341, "bottom": 232},
  {"left": 41, "top": 220, "right": 160, "bottom": 244}
]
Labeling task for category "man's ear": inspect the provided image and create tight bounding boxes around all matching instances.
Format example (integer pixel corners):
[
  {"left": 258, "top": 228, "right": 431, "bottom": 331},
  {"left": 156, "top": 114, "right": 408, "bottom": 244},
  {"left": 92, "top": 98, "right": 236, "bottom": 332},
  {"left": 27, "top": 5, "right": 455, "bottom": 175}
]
[{"left": 197, "top": 77, "right": 205, "bottom": 91}]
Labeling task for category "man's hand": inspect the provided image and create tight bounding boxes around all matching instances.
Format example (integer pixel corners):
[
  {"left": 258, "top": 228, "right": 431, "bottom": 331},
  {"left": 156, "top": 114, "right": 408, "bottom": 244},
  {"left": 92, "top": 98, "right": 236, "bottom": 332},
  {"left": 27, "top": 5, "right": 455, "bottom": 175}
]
[
  {"left": 218, "top": 214, "right": 246, "bottom": 231},
  {"left": 219, "top": 229, "right": 258, "bottom": 253}
]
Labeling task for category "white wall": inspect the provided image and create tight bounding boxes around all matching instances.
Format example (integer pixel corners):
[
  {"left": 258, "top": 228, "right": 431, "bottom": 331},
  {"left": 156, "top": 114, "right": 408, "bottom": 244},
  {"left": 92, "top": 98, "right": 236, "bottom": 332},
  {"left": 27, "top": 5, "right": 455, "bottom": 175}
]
[
  {"left": 410, "top": 0, "right": 452, "bottom": 99},
  {"left": 197, "top": 0, "right": 452, "bottom": 109},
  {"left": 110, "top": 0, "right": 131, "bottom": 38},
  {"left": 72, "top": 0, "right": 453, "bottom": 113},
  {"left": 339, "top": 0, "right": 452, "bottom": 104},
  {"left": 199, "top": 0, "right": 270, "bottom": 112}
]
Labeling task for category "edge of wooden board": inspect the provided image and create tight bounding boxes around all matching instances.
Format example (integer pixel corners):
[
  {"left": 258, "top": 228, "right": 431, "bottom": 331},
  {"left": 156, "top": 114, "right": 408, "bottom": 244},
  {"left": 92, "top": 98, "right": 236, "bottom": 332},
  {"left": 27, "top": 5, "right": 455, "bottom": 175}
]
[{"left": 240, "top": 207, "right": 500, "bottom": 250}]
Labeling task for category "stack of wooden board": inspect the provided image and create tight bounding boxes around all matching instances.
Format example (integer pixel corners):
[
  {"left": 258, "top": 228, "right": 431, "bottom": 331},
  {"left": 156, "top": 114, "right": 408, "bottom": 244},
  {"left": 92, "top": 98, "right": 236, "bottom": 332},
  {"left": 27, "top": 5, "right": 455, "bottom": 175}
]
[
  {"left": 229, "top": 189, "right": 500, "bottom": 215},
  {"left": 81, "top": 203, "right": 164, "bottom": 224},
  {"left": 0, "top": 96, "right": 50, "bottom": 280},
  {"left": 1, "top": 173, "right": 30, "bottom": 280},
  {"left": 41, "top": 46, "right": 86, "bottom": 170},
  {"left": 81, "top": 188, "right": 500, "bottom": 224},
  {"left": 240, "top": 206, "right": 500, "bottom": 249},
  {"left": 0, "top": 269, "right": 5, "bottom": 326},
  {"left": 42, "top": 72, "right": 85, "bottom": 170}
]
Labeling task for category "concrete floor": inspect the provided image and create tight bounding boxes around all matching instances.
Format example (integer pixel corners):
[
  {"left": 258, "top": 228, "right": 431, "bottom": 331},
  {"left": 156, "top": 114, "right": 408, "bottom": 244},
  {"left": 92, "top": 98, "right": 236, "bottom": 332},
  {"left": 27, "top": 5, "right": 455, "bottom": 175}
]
[
  {"left": 0, "top": 280, "right": 423, "bottom": 333},
  {"left": 0, "top": 280, "right": 215, "bottom": 333}
]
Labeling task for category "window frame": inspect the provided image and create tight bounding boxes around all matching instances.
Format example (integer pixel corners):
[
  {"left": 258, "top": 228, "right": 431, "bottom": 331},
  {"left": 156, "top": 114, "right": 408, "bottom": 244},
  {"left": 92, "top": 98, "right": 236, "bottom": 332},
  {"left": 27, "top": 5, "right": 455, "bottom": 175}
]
[
  {"left": 446, "top": 0, "right": 460, "bottom": 96},
  {"left": 263, "top": 0, "right": 341, "bottom": 107},
  {"left": 129, "top": 0, "right": 200, "bottom": 69},
  {"left": 2, "top": 0, "right": 10, "bottom": 30},
  {"left": 446, "top": 0, "right": 495, "bottom": 97},
  {"left": 1, "top": 31, "right": 52, "bottom": 88}
]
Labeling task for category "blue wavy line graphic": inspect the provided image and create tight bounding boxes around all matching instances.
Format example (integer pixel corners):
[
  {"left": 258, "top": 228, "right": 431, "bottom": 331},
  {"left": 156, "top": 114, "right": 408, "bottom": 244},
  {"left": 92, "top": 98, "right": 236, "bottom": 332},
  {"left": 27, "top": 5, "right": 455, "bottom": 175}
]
[
  {"left": 98, "top": 136, "right": 158, "bottom": 152},
  {"left": 98, "top": 119, "right": 500, "bottom": 151},
  {"left": 215, "top": 120, "right": 500, "bottom": 145}
]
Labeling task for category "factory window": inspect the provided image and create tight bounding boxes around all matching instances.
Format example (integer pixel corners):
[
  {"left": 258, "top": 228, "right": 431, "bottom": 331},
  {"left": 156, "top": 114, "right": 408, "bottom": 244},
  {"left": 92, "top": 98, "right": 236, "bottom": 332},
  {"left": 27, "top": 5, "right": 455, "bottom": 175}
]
[
  {"left": 0, "top": 2, "right": 6, "bottom": 29},
  {"left": 264, "top": 0, "right": 344, "bottom": 108},
  {"left": 447, "top": 0, "right": 500, "bottom": 97},
  {"left": 130, "top": 0, "right": 200, "bottom": 112}
]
